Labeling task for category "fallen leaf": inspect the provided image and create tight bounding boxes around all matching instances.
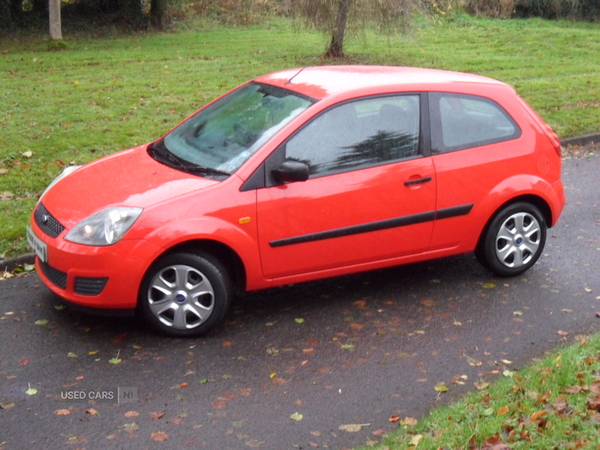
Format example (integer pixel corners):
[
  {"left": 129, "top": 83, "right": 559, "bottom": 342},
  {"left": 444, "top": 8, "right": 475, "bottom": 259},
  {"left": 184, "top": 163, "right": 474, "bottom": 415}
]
[
  {"left": 25, "top": 384, "right": 38, "bottom": 396},
  {"left": 530, "top": 411, "right": 546, "bottom": 421},
  {"left": 124, "top": 411, "right": 139, "bottom": 418},
  {"left": 85, "top": 408, "right": 98, "bottom": 416},
  {"left": 0, "top": 401, "right": 16, "bottom": 409},
  {"left": 475, "top": 381, "right": 490, "bottom": 390},
  {"left": 434, "top": 383, "right": 449, "bottom": 392},
  {"left": 587, "top": 395, "right": 600, "bottom": 411},
  {"left": 35, "top": 319, "right": 48, "bottom": 326},
  {"left": 290, "top": 412, "right": 304, "bottom": 421},
  {"left": 67, "top": 352, "right": 77, "bottom": 358},
  {"left": 22, "top": 150, "right": 33, "bottom": 158},
  {"left": 339, "top": 423, "right": 370, "bottom": 432},
  {"left": 122, "top": 423, "right": 139, "bottom": 432},
  {"left": 403, "top": 417, "right": 418, "bottom": 426},
  {"left": 482, "top": 283, "right": 496, "bottom": 289},
  {"left": 409, "top": 434, "right": 424, "bottom": 446},
  {"left": 295, "top": 318, "right": 305, "bottom": 324},
  {"left": 557, "top": 330, "right": 569, "bottom": 336},
  {"left": 151, "top": 431, "right": 168, "bottom": 442},
  {"left": 420, "top": 299, "right": 435, "bottom": 307},
  {"left": 513, "top": 311, "right": 523, "bottom": 316},
  {"left": 497, "top": 406, "right": 509, "bottom": 416},
  {"left": 388, "top": 415, "right": 401, "bottom": 422},
  {"left": 109, "top": 358, "right": 122, "bottom": 365},
  {"left": 452, "top": 374, "right": 469, "bottom": 385},
  {"left": 55, "top": 409, "right": 71, "bottom": 416},
  {"left": 465, "top": 355, "right": 483, "bottom": 367},
  {"left": 0, "top": 169, "right": 8, "bottom": 175},
  {"left": 150, "top": 411, "right": 166, "bottom": 420}
]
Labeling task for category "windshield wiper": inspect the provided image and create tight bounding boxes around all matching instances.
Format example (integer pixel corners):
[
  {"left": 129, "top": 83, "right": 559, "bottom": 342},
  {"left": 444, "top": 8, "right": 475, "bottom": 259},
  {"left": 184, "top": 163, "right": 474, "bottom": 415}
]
[
  {"left": 148, "top": 141, "right": 230, "bottom": 179},
  {"left": 185, "top": 164, "right": 231, "bottom": 178},
  {"left": 148, "top": 141, "right": 188, "bottom": 171}
]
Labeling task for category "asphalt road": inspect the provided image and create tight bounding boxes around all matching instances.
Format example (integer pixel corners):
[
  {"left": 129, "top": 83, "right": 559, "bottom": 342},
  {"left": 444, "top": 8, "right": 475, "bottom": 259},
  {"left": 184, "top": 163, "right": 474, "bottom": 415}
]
[{"left": 1, "top": 150, "right": 598, "bottom": 450}]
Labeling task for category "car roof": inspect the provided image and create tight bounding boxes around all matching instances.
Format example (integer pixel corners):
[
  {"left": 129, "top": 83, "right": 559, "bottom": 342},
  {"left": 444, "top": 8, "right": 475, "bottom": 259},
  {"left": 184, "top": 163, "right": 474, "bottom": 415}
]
[{"left": 254, "top": 65, "right": 508, "bottom": 100}]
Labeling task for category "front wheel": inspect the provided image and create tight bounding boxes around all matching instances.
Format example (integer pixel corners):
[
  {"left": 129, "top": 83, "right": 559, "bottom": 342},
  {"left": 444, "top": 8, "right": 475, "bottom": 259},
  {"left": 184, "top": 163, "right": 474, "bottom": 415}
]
[
  {"left": 138, "top": 251, "right": 232, "bottom": 337},
  {"left": 476, "top": 202, "right": 547, "bottom": 277}
]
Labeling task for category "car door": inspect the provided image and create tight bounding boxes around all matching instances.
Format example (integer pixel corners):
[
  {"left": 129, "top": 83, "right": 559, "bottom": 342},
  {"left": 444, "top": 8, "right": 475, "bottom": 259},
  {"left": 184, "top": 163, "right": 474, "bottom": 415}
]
[{"left": 255, "top": 94, "right": 437, "bottom": 279}]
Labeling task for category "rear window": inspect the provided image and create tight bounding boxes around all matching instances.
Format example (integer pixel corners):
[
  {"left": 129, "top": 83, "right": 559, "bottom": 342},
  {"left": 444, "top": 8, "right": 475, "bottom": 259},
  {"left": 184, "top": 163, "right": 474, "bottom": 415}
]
[{"left": 430, "top": 93, "right": 521, "bottom": 153}]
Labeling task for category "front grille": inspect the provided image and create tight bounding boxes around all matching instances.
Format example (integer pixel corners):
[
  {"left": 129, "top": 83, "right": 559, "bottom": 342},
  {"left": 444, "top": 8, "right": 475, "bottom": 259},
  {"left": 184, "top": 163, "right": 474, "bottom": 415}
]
[
  {"left": 34, "top": 203, "right": 65, "bottom": 238},
  {"left": 39, "top": 260, "right": 67, "bottom": 290},
  {"left": 74, "top": 277, "right": 109, "bottom": 296}
]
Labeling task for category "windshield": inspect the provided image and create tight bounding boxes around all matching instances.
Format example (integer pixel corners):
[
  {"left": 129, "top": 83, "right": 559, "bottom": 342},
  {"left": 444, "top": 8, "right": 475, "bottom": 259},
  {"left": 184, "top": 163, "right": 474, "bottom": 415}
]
[{"left": 156, "top": 82, "right": 314, "bottom": 176}]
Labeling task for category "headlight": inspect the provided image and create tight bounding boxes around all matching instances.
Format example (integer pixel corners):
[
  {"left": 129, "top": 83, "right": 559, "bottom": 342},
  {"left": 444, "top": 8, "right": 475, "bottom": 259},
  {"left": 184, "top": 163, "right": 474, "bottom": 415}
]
[{"left": 65, "top": 207, "right": 143, "bottom": 246}]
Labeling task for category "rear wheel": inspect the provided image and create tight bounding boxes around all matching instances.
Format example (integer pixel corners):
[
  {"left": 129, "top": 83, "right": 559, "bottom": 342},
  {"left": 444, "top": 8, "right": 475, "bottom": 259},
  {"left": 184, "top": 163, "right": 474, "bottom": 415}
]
[
  {"left": 476, "top": 202, "right": 547, "bottom": 277},
  {"left": 138, "top": 251, "right": 232, "bottom": 337}
]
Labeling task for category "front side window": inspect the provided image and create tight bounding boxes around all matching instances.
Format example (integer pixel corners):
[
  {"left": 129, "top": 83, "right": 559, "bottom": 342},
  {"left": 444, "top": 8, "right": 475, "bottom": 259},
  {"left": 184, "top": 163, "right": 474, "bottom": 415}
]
[
  {"left": 150, "top": 83, "right": 314, "bottom": 178},
  {"left": 430, "top": 93, "right": 521, "bottom": 153},
  {"left": 284, "top": 95, "right": 420, "bottom": 177}
]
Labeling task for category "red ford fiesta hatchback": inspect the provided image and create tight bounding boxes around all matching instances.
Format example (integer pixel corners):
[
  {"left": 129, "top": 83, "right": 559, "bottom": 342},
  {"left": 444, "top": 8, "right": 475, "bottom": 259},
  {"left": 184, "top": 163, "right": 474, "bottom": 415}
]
[{"left": 27, "top": 66, "right": 565, "bottom": 337}]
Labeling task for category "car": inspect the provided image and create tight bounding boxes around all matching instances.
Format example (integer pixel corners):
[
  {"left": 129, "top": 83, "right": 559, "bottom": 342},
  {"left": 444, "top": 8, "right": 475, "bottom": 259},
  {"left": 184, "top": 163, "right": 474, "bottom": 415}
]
[{"left": 27, "top": 65, "right": 565, "bottom": 337}]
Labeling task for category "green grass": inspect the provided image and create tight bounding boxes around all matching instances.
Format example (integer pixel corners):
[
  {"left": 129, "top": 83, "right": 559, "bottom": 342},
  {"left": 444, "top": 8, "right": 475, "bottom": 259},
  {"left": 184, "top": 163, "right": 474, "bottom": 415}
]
[
  {"left": 1, "top": 15, "right": 599, "bottom": 258},
  {"left": 364, "top": 333, "right": 600, "bottom": 449}
]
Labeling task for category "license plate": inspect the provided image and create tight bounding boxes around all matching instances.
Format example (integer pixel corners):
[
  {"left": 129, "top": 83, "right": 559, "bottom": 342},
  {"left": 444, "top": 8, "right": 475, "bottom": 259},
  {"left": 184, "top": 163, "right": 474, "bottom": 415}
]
[{"left": 26, "top": 226, "right": 47, "bottom": 263}]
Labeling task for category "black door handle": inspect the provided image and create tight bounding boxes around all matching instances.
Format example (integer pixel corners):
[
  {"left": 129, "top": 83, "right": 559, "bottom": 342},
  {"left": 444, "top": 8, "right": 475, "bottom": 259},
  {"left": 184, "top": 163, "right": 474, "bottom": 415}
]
[{"left": 404, "top": 176, "right": 432, "bottom": 187}]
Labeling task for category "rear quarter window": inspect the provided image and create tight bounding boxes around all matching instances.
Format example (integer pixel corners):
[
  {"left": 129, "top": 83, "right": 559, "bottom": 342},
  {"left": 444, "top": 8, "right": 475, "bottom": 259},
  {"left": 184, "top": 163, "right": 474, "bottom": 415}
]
[{"left": 430, "top": 92, "right": 521, "bottom": 154}]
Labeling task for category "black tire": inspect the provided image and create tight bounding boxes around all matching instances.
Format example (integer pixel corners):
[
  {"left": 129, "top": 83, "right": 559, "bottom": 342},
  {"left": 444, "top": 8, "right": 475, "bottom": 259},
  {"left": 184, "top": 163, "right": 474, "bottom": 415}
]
[
  {"left": 138, "top": 251, "right": 232, "bottom": 337},
  {"left": 476, "top": 202, "right": 547, "bottom": 277}
]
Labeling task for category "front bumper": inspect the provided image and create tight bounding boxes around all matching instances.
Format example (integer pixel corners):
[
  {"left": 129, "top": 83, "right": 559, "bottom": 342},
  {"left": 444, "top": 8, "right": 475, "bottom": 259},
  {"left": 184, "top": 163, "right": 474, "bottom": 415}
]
[{"left": 29, "top": 217, "right": 162, "bottom": 311}]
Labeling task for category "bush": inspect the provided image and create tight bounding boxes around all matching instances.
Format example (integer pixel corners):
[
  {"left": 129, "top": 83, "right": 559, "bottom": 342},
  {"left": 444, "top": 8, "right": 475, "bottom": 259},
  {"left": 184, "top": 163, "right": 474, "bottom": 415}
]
[{"left": 464, "top": 0, "right": 600, "bottom": 20}]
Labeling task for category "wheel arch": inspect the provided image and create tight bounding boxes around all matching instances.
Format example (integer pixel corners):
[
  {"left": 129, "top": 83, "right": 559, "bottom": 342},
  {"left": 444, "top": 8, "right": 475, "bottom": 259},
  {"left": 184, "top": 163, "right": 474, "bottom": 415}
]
[
  {"left": 476, "top": 194, "right": 551, "bottom": 253},
  {"left": 153, "top": 239, "right": 247, "bottom": 297}
]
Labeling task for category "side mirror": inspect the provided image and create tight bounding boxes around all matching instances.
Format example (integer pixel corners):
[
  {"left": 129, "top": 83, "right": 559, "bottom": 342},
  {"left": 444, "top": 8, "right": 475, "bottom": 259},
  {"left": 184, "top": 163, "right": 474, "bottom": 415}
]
[{"left": 271, "top": 160, "right": 310, "bottom": 184}]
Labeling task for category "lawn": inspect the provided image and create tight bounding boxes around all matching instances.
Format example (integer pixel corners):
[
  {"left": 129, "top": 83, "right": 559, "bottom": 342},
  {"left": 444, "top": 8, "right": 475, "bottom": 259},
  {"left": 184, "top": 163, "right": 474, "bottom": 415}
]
[
  {"left": 1, "top": 15, "right": 599, "bottom": 258},
  {"left": 361, "top": 332, "right": 600, "bottom": 449}
]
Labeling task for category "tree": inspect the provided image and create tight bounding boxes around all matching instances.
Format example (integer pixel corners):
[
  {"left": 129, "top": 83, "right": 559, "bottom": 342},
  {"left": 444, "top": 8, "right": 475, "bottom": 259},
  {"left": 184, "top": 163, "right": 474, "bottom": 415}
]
[
  {"left": 49, "top": 0, "right": 62, "bottom": 40},
  {"left": 0, "top": 0, "right": 11, "bottom": 28},
  {"left": 150, "top": 0, "right": 166, "bottom": 29},
  {"left": 292, "top": 0, "right": 422, "bottom": 58},
  {"left": 327, "top": 0, "right": 352, "bottom": 58}
]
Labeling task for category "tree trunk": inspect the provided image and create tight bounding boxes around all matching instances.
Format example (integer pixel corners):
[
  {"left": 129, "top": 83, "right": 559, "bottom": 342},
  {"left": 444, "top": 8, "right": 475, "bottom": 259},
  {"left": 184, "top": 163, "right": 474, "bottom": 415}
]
[
  {"left": 0, "top": 0, "right": 11, "bottom": 28},
  {"left": 49, "top": 0, "right": 62, "bottom": 40},
  {"left": 123, "top": 0, "right": 144, "bottom": 27},
  {"left": 325, "top": 0, "right": 352, "bottom": 58},
  {"left": 150, "top": 0, "right": 165, "bottom": 29}
]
